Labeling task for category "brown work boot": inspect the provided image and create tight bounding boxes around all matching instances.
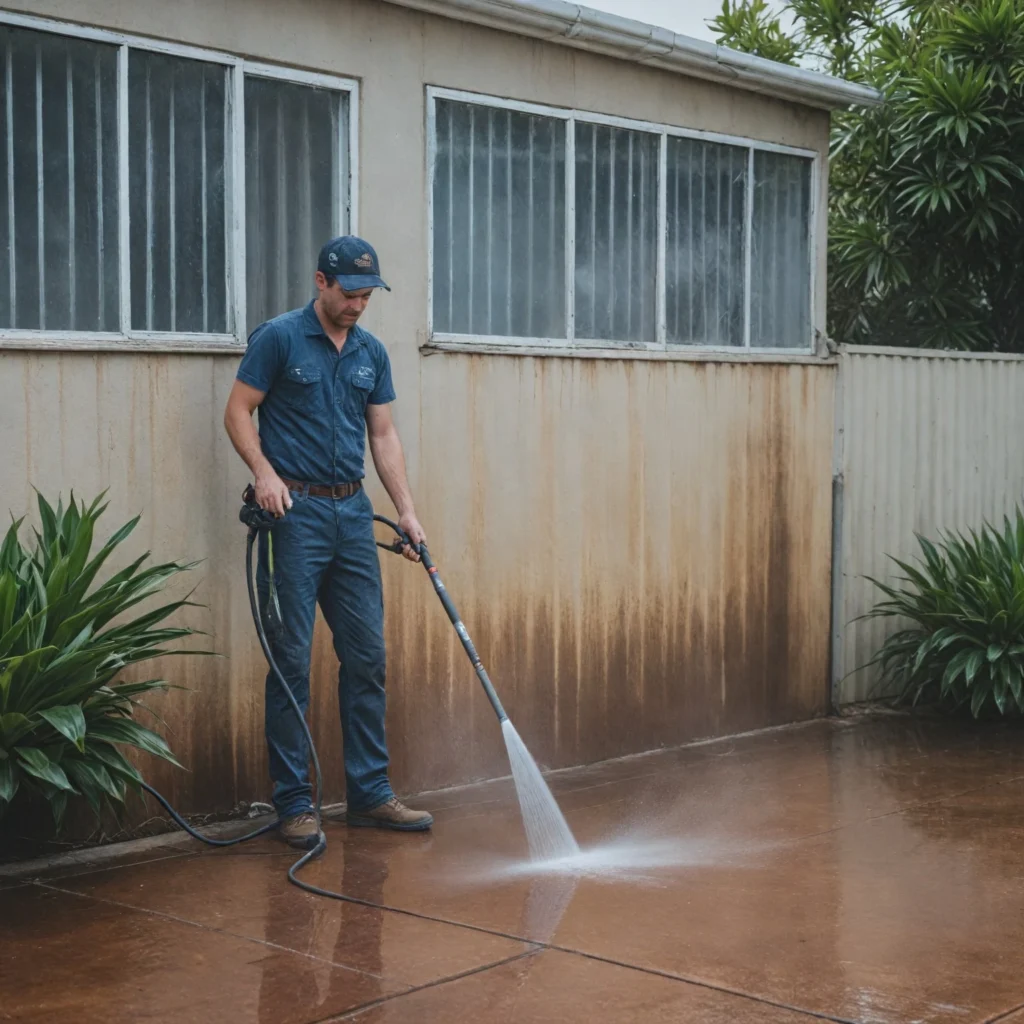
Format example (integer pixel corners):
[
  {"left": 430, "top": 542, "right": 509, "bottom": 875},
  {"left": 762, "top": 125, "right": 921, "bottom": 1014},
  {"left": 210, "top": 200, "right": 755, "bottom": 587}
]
[
  {"left": 278, "top": 811, "right": 322, "bottom": 850},
  {"left": 347, "top": 797, "right": 433, "bottom": 832}
]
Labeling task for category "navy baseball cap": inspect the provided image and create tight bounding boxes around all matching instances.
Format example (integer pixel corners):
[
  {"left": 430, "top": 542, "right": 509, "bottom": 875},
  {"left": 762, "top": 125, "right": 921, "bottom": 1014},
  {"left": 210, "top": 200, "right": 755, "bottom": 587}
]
[{"left": 317, "top": 236, "right": 391, "bottom": 292}]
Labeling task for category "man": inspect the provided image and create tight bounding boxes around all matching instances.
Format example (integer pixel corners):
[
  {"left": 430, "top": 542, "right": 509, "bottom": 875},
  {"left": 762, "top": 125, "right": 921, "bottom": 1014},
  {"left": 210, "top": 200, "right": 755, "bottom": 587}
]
[{"left": 224, "top": 236, "right": 432, "bottom": 850}]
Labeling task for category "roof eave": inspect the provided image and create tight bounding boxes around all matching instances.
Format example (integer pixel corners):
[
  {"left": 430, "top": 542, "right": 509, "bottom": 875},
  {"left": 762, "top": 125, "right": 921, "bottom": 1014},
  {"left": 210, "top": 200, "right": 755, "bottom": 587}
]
[{"left": 380, "top": 0, "right": 883, "bottom": 110}]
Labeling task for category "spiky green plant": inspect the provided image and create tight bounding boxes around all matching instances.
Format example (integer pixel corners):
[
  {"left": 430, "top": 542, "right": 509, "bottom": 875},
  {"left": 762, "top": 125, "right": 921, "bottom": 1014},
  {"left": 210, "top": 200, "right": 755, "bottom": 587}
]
[
  {"left": 864, "top": 509, "right": 1024, "bottom": 716},
  {"left": 0, "top": 493, "right": 204, "bottom": 829}
]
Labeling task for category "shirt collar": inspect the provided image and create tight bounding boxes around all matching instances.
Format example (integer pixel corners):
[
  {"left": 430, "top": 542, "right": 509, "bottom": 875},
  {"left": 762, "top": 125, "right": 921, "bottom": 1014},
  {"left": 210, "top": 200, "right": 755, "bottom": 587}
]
[{"left": 302, "top": 301, "right": 366, "bottom": 354}]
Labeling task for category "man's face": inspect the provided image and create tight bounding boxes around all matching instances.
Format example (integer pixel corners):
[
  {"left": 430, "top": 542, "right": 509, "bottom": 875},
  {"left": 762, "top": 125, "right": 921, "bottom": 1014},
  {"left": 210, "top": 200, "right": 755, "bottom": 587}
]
[{"left": 316, "top": 271, "right": 373, "bottom": 329}]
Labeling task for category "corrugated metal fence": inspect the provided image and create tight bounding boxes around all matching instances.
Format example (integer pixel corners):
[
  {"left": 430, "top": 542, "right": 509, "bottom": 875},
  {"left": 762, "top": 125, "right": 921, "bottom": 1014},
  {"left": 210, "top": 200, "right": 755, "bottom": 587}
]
[{"left": 832, "top": 346, "right": 1024, "bottom": 703}]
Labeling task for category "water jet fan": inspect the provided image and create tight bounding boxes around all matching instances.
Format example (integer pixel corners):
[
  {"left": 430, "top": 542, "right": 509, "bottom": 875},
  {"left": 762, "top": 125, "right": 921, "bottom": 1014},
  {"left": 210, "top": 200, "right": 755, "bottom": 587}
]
[{"left": 374, "top": 516, "right": 579, "bottom": 861}]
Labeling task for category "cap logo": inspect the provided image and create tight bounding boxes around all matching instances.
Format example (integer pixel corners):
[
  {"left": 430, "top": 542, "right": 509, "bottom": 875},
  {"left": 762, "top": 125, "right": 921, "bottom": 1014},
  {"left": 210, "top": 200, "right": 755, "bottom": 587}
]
[
  {"left": 354, "top": 253, "right": 374, "bottom": 268},
  {"left": 328, "top": 252, "right": 338, "bottom": 264}
]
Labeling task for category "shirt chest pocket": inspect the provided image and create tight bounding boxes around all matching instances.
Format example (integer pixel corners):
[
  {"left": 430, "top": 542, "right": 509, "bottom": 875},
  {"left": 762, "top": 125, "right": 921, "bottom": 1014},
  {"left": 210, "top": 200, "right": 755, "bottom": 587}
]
[
  {"left": 279, "top": 365, "right": 324, "bottom": 412},
  {"left": 346, "top": 367, "right": 376, "bottom": 409}
]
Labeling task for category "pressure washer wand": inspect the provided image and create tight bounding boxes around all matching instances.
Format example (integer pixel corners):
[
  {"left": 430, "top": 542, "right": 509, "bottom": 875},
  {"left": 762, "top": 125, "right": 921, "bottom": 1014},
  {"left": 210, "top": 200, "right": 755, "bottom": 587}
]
[{"left": 374, "top": 515, "right": 508, "bottom": 724}]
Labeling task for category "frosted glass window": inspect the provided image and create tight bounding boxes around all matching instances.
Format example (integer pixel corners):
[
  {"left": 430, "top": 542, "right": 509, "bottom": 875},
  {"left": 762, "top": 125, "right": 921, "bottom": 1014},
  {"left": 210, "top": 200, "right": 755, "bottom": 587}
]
[
  {"left": 128, "top": 50, "right": 229, "bottom": 334},
  {"left": 574, "top": 122, "right": 657, "bottom": 344},
  {"left": 0, "top": 26, "right": 119, "bottom": 331},
  {"left": 429, "top": 93, "right": 817, "bottom": 351},
  {"left": 666, "top": 137, "right": 746, "bottom": 347},
  {"left": 433, "top": 99, "right": 566, "bottom": 338},
  {"left": 751, "top": 150, "right": 811, "bottom": 348},
  {"left": 245, "top": 77, "right": 347, "bottom": 333}
]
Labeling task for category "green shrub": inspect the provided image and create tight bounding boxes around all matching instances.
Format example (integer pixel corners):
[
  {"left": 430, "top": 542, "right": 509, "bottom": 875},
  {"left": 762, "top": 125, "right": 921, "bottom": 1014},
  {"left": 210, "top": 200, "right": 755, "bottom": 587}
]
[
  {"left": 0, "top": 493, "right": 205, "bottom": 828},
  {"left": 865, "top": 509, "right": 1024, "bottom": 716}
]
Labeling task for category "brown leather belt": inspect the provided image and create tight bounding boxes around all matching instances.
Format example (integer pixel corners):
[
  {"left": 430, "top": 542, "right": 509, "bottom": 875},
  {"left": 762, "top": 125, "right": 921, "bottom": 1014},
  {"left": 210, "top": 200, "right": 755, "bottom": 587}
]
[{"left": 281, "top": 479, "right": 362, "bottom": 499}]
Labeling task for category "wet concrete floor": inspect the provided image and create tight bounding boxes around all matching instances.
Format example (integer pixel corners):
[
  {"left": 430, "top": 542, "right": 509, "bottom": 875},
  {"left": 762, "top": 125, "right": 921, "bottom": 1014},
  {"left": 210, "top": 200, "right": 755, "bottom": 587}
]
[{"left": 3, "top": 713, "right": 1024, "bottom": 1023}]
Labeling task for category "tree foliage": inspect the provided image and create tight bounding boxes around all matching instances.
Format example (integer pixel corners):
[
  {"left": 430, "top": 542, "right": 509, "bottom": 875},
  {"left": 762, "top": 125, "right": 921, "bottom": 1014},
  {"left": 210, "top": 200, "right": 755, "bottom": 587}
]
[{"left": 713, "top": 0, "right": 1024, "bottom": 351}]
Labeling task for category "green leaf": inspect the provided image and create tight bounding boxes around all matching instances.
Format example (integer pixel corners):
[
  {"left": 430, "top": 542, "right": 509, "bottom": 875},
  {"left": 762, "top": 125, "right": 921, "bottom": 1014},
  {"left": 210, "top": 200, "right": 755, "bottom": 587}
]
[
  {"left": 993, "top": 676, "right": 1008, "bottom": 714},
  {"left": 38, "top": 705, "right": 87, "bottom": 753},
  {"left": 65, "top": 758, "right": 120, "bottom": 802},
  {"left": 0, "top": 757, "right": 18, "bottom": 804},
  {"left": 15, "top": 746, "right": 73, "bottom": 791},
  {"left": 987, "top": 643, "right": 1006, "bottom": 662},
  {"left": 964, "top": 648, "right": 985, "bottom": 687},
  {"left": 971, "top": 684, "right": 988, "bottom": 718},
  {"left": 88, "top": 741, "right": 143, "bottom": 786},
  {"left": 50, "top": 789, "right": 68, "bottom": 829},
  {"left": 0, "top": 712, "right": 32, "bottom": 744},
  {"left": 87, "top": 717, "right": 183, "bottom": 768},
  {"left": 36, "top": 492, "right": 58, "bottom": 552},
  {"left": 942, "top": 648, "right": 974, "bottom": 693}
]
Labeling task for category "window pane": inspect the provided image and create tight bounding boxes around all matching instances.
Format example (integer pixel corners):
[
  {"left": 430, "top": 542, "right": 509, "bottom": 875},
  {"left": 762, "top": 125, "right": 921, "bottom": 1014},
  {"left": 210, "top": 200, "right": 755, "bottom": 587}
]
[
  {"left": 433, "top": 99, "right": 565, "bottom": 339},
  {"left": 574, "top": 123, "right": 657, "bottom": 344},
  {"left": 129, "top": 51, "right": 228, "bottom": 333},
  {"left": 245, "top": 76, "right": 345, "bottom": 334},
  {"left": 666, "top": 138, "right": 746, "bottom": 347},
  {"left": 0, "top": 26, "right": 119, "bottom": 331},
  {"left": 751, "top": 150, "right": 811, "bottom": 348}
]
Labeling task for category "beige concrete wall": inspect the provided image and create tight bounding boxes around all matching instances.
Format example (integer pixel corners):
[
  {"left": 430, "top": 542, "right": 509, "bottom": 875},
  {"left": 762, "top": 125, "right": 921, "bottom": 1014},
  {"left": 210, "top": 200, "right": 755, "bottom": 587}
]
[{"left": 0, "top": 0, "right": 836, "bottom": 819}]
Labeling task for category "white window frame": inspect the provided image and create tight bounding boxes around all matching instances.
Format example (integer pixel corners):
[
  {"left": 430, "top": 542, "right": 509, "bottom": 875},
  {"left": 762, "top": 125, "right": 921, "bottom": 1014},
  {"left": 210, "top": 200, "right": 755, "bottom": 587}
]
[
  {"left": 0, "top": 11, "right": 359, "bottom": 352},
  {"left": 427, "top": 86, "right": 821, "bottom": 355}
]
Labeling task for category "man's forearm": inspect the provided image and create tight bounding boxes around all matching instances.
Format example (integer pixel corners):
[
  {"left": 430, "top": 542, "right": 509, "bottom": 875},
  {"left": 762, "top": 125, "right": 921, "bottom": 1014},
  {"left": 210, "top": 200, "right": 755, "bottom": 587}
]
[
  {"left": 369, "top": 428, "right": 415, "bottom": 516},
  {"left": 225, "top": 404, "right": 275, "bottom": 479}
]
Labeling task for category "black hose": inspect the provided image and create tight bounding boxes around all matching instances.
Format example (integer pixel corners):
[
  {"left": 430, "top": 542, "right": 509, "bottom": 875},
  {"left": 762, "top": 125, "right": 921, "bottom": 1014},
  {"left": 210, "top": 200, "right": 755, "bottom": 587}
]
[
  {"left": 139, "top": 781, "right": 278, "bottom": 846},
  {"left": 139, "top": 529, "right": 327, "bottom": 861},
  {"left": 243, "top": 528, "right": 326, "bottom": 836}
]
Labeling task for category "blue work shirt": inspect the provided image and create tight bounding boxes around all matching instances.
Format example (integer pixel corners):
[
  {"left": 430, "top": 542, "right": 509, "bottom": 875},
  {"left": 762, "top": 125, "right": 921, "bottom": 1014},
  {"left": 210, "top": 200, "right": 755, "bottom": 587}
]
[{"left": 236, "top": 302, "right": 396, "bottom": 485}]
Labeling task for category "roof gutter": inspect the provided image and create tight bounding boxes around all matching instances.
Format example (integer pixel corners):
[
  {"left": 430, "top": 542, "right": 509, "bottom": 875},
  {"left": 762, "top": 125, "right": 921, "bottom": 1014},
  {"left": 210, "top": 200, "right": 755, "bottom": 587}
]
[{"left": 380, "top": 0, "right": 882, "bottom": 110}]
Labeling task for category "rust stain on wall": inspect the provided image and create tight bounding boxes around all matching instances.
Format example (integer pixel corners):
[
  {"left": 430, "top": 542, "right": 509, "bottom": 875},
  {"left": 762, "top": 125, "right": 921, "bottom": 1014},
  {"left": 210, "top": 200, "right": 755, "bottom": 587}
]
[
  {"left": 390, "top": 354, "right": 835, "bottom": 793},
  {"left": 0, "top": 350, "right": 834, "bottom": 820}
]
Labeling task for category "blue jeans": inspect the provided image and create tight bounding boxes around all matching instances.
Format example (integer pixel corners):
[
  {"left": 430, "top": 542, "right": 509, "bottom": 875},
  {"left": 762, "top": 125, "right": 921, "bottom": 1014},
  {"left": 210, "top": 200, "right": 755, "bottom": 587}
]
[{"left": 257, "top": 486, "right": 393, "bottom": 818}]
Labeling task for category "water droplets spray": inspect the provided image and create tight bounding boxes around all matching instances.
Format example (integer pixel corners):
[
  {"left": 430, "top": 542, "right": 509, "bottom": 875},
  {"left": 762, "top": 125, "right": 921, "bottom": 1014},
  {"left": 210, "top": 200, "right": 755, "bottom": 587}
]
[{"left": 501, "top": 718, "right": 579, "bottom": 861}]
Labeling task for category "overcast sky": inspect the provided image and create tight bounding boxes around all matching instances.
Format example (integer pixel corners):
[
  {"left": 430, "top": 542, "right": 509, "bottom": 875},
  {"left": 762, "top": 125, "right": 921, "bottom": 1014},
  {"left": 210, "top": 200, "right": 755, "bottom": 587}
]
[
  {"left": 580, "top": 1, "right": 789, "bottom": 42},
  {"left": 580, "top": 0, "right": 724, "bottom": 40}
]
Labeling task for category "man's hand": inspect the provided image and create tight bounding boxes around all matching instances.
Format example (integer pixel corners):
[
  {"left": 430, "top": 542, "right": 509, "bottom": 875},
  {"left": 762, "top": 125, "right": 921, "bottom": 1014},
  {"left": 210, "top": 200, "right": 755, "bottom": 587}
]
[
  {"left": 397, "top": 512, "right": 426, "bottom": 562},
  {"left": 256, "top": 470, "right": 293, "bottom": 518}
]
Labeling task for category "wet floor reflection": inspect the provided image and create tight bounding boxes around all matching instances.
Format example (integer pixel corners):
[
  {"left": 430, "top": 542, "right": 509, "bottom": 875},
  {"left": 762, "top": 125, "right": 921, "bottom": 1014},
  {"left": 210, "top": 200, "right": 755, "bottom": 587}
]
[
  {"left": 5, "top": 717, "right": 1024, "bottom": 1024},
  {"left": 257, "top": 831, "right": 389, "bottom": 1023}
]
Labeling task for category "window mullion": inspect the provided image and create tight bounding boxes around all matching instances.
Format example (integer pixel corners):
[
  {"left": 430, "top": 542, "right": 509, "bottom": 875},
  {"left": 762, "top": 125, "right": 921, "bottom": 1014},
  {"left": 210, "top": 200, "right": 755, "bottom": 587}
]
[
  {"left": 345, "top": 80, "right": 359, "bottom": 236},
  {"left": 426, "top": 92, "right": 435, "bottom": 339},
  {"left": 117, "top": 43, "right": 130, "bottom": 336},
  {"left": 34, "top": 41, "right": 43, "bottom": 328},
  {"left": 809, "top": 153, "right": 820, "bottom": 348},
  {"left": 565, "top": 114, "right": 575, "bottom": 346},
  {"left": 5, "top": 38, "right": 15, "bottom": 327},
  {"left": 230, "top": 62, "right": 245, "bottom": 343},
  {"left": 743, "top": 146, "right": 754, "bottom": 349},
  {"left": 656, "top": 132, "right": 667, "bottom": 349}
]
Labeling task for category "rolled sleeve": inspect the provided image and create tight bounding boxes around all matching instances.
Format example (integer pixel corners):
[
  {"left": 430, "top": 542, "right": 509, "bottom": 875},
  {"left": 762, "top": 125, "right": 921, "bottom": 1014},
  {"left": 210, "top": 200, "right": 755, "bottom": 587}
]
[
  {"left": 368, "top": 345, "right": 396, "bottom": 405},
  {"left": 236, "top": 322, "right": 283, "bottom": 393}
]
